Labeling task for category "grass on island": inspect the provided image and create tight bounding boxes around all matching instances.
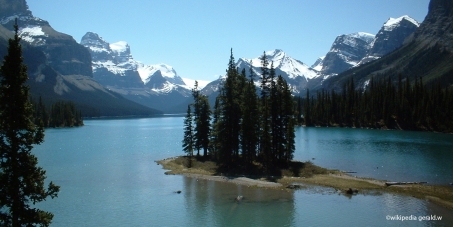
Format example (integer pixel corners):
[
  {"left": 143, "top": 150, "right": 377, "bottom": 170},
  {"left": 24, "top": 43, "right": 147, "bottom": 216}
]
[
  {"left": 157, "top": 156, "right": 328, "bottom": 178},
  {"left": 158, "top": 156, "right": 453, "bottom": 210}
]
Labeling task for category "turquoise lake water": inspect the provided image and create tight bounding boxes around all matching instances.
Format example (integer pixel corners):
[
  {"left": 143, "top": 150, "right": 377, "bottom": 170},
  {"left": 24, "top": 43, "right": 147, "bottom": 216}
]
[{"left": 33, "top": 117, "right": 453, "bottom": 226}]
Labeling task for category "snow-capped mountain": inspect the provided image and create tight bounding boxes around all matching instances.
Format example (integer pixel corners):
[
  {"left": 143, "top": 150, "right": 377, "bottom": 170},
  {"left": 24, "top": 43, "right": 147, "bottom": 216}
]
[
  {"left": 311, "top": 56, "right": 325, "bottom": 71},
  {"left": 237, "top": 49, "right": 319, "bottom": 80},
  {"left": 314, "top": 32, "right": 375, "bottom": 75},
  {"left": 236, "top": 49, "right": 321, "bottom": 94},
  {"left": 201, "top": 49, "right": 322, "bottom": 97},
  {"left": 138, "top": 63, "right": 185, "bottom": 86},
  {"left": 359, "top": 15, "right": 420, "bottom": 64},
  {"left": 315, "top": 16, "right": 419, "bottom": 75},
  {"left": 321, "top": 1, "right": 453, "bottom": 94},
  {"left": 0, "top": 0, "right": 159, "bottom": 116},
  {"left": 81, "top": 32, "right": 192, "bottom": 93},
  {"left": 80, "top": 32, "right": 142, "bottom": 88},
  {"left": 80, "top": 32, "right": 195, "bottom": 112},
  {"left": 1, "top": 6, "right": 93, "bottom": 77},
  {"left": 181, "top": 78, "right": 211, "bottom": 90}
]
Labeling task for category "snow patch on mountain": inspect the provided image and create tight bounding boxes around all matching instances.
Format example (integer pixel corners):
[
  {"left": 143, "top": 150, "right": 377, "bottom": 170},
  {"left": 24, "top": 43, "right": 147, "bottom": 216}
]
[
  {"left": 18, "top": 25, "right": 47, "bottom": 45},
  {"left": 137, "top": 63, "right": 185, "bottom": 85},
  {"left": 181, "top": 78, "right": 211, "bottom": 89},
  {"left": 80, "top": 31, "right": 194, "bottom": 99},
  {"left": 383, "top": 15, "right": 420, "bottom": 31},
  {"left": 239, "top": 49, "right": 320, "bottom": 80},
  {"left": 313, "top": 15, "right": 419, "bottom": 75},
  {"left": 311, "top": 56, "right": 325, "bottom": 71},
  {"left": 110, "top": 41, "right": 129, "bottom": 54},
  {"left": 350, "top": 32, "right": 375, "bottom": 43},
  {"left": 20, "top": 25, "right": 45, "bottom": 36}
]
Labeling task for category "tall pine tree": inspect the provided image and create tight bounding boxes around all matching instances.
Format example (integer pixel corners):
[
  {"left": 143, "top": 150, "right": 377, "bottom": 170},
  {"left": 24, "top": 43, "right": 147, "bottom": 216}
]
[
  {"left": 182, "top": 105, "right": 194, "bottom": 167},
  {"left": 258, "top": 52, "right": 272, "bottom": 172},
  {"left": 240, "top": 63, "right": 260, "bottom": 168},
  {"left": 0, "top": 20, "right": 60, "bottom": 227}
]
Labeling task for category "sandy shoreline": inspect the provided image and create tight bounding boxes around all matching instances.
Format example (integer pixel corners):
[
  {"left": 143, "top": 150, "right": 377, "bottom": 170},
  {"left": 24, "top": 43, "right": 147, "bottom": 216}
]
[
  {"left": 157, "top": 156, "right": 453, "bottom": 210},
  {"left": 182, "top": 173, "right": 283, "bottom": 188},
  {"left": 158, "top": 157, "right": 281, "bottom": 188}
]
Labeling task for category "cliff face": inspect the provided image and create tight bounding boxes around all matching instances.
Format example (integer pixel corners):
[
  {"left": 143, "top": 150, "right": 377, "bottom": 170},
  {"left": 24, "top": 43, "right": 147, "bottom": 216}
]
[
  {"left": 80, "top": 32, "right": 143, "bottom": 88},
  {"left": 407, "top": 0, "right": 453, "bottom": 51},
  {"left": 318, "top": 33, "right": 374, "bottom": 75},
  {"left": 320, "top": 0, "right": 453, "bottom": 92},
  {"left": 0, "top": 1, "right": 159, "bottom": 116},
  {"left": 368, "top": 16, "right": 419, "bottom": 58},
  {"left": 0, "top": 1, "right": 93, "bottom": 78},
  {"left": 0, "top": 0, "right": 30, "bottom": 17}
]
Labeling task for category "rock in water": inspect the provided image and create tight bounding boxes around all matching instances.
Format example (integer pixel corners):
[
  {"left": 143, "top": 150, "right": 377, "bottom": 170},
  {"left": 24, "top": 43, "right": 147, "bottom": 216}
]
[{"left": 346, "top": 188, "right": 359, "bottom": 194}]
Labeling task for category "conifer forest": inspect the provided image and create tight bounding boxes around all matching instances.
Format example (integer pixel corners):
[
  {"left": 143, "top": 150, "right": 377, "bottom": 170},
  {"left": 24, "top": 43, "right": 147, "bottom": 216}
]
[{"left": 183, "top": 50, "right": 453, "bottom": 174}]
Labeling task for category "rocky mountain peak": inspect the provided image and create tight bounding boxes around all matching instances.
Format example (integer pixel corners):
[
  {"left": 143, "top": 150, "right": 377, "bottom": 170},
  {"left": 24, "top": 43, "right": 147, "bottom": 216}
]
[
  {"left": 383, "top": 15, "right": 420, "bottom": 31},
  {"left": 228, "top": 50, "right": 318, "bottom": 94},
  {"left": 358, "top": 15, "right": 420, "bottom": 64},
  {"left": 317, "top": 32, "right": 374, "bottom": 75},
  {"left": 110, "top": 41, "right": 131, "bottom": 63},
  {"left": 320, "top": 0, "right": 453, "bottom": 94},
  {"left": 408, "top": 0, "right": 453, "bottom": 51},
  {"left": 0, "top": 0, "right": 31, "bottom": 18},
  {"left": 138, "top": 63, "right": 185, "bottom": 86},
  {"left": 81, "top": 32, "right": 110, "bottom": 50},
  {"left": 316, "top": 15, "right": 420, "bottom": 74},
  {"left": 0, "top": 1, "right": 92, "bottom": 78},
  {"left": 265, "top": 49, "right": 285, "bottom": 59}
]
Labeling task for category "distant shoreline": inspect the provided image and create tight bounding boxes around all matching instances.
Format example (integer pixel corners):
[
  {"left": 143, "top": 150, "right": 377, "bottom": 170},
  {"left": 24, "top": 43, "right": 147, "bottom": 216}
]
[{"left": 157, "top": 156, "right": 453, "bottom": 210}]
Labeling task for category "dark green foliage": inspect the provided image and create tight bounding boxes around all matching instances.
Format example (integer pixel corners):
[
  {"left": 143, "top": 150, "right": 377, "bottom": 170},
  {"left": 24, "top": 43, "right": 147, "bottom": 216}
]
[
  {"left": 182, "top": 104, "right": 194, "bottom": 166},
  {"left": 190, "top": 81, "right": 211, "bottom": 157},
  {"left": 0, "top": 20, "right": 59, "bottom": 227},
  {"left": 215, "top": 49, "right": 242, "bottom": 166},
  {"left": 184, "top": 49, "right": 296, "bottom": 175},
  {"left": 240, "top": 63, "right": 260, "bottom": 168},
  {"left": 209, "top": 96, "right": 221, "bottom": 160},
  {"left": 259, "top": 53, "right": 272, "bottom": 171},
  {"left": 30, "top": 98, "right": 84, "bottom": 128},
  {"left": 299, "top": 75, "right": 453, "bottom": 132},
  {"left": 322, "top": 41, "right": 453, "bottom": 94}
]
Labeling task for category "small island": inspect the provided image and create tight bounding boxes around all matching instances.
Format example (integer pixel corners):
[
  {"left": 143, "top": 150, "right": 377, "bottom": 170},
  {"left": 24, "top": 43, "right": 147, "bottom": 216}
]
[
  {"left": 167, "top": 51, "right": 453, "bottom": 211},
  {"left": 158, "top": 156, "right": 453, "bottom": 210}
]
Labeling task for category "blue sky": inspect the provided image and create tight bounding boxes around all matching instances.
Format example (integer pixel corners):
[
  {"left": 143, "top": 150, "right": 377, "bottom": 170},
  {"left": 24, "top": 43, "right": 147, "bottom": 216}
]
[{"left": 27, "top": 0, "right": 429, "bottom": 81}]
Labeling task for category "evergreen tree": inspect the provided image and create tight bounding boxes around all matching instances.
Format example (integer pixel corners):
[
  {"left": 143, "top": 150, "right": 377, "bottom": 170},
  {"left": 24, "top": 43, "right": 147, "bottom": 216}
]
[
  {"left": 269, "top": 62, "right": 279, "bottom": 162},
  {"left": 279, "top": 76, "right": 296, "bottom": 164},
  {"left": 217, "top": 49, "right": 242, "bottom": 167},
  {"left": 300, "top": 75, "right": 453, "bottom": 132},
  {"left": 197, "top": 95, "right": 211, "bottom": 157},
  {"left": 190, "top": 81, "right": 211, "bottom": 158},
  {"left": 259, "top": 51, "right": 270, "bottom": 101},
  {"left": 0, "top": 20, "right": 59, "bottom": 227},
  {"left": 240, "top": 65, "right": 259, "bottom": 168},
  {"left": 258, "top": 52, "right": 272, "bottom": 172},
  {"left": 182, "top": 105, "right": 194, "bottom": 167},
  {"left": 209, "top": 97, "right": 222, "bottom": 160},
  {"left": 191, "top": 81, "right": 201, "bottom": 156}
]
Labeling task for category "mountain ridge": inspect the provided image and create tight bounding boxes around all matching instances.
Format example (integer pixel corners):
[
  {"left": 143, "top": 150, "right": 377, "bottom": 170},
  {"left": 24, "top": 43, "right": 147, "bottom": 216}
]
[
  {"left": 0, "top": 1, "right": 161, "bottom": 116},
  {"left": 80, "top": 31, "right": 193, "bottom": 112},
  {"left": 319, "top": 0, "right": 453, "bottom": 92}
]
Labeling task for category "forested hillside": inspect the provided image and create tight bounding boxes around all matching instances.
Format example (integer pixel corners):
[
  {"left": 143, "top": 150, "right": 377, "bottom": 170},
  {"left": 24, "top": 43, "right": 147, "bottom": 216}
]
[{"left": 299, "top": 75, "right": 453, "bottom": 133}]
